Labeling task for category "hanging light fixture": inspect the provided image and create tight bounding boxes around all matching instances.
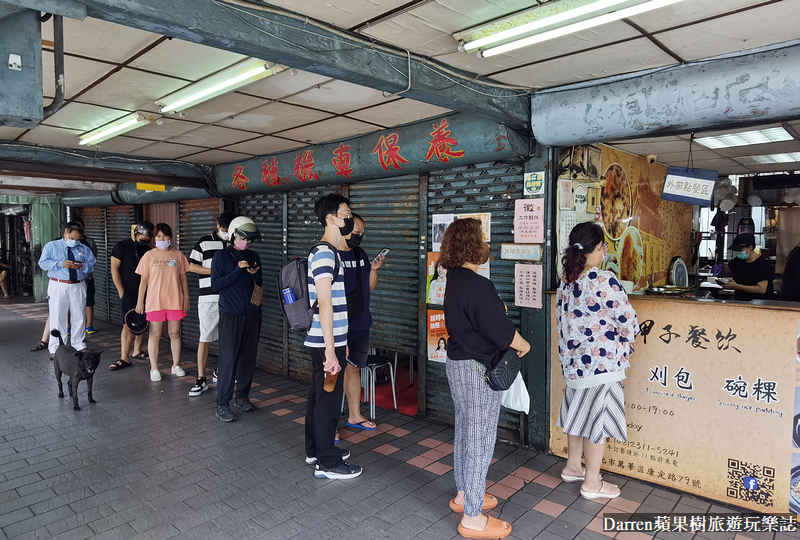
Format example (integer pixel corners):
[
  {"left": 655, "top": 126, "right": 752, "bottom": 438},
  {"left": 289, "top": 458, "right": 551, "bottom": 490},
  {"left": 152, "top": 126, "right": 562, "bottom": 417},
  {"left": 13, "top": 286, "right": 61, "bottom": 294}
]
[{"left": 78, "top": 111, "right": 156, "bottom": 146}]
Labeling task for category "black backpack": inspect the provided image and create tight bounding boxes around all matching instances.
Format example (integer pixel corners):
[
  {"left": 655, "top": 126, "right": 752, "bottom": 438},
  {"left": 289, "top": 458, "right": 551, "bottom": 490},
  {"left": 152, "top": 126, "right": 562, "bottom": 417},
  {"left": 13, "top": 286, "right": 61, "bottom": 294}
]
[{"left": 277, "top": 242, "right": 339, "bottom": 332}]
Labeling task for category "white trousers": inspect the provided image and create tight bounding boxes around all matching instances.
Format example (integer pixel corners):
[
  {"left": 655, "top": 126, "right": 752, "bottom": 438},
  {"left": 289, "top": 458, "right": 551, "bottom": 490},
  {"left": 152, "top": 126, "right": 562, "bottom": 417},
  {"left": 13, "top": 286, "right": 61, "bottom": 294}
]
[{"left": 48, "top": 279, "right": 87, "bottom": 353}]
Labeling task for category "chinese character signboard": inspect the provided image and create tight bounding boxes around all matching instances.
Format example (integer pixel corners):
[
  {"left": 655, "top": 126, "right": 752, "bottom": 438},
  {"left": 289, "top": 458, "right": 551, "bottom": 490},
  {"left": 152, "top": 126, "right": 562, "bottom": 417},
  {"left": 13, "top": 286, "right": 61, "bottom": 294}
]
[
  {"left": 500, "top": 244, "right": 542, "bottom": 261},
  {"left": 427, "top": 310, "right": 449, "bottom": 364},
  {"left": 549, "top": 297, "right": 796, "bottom": 513},
  {"left": 524, "top": 171, "right": 545, "bottom": 197},
  {"left": 514, "top": 263, "right": 542, "bottom": 309},
  {"left": 661, "top": 167, "right": 717, "bottom": 206},
  {"left": 514, "top": 199, "right": 544, "bottom": 244}
]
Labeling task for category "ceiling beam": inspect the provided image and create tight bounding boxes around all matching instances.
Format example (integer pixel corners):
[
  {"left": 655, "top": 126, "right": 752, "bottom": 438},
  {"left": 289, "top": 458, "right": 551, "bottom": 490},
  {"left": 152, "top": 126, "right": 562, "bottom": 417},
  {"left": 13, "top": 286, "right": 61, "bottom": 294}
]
[
  {"left": 80, "top": 0, "right": 530, "bottom": 129},
  {"left": 0, "top": 174, "right": 116, "bottom": 190},
  {"left": 0, "top": 143, "right": 210, "bottom": 188},
  {"left": 0, "top": 0, "right": 86, "bottom": 20}
]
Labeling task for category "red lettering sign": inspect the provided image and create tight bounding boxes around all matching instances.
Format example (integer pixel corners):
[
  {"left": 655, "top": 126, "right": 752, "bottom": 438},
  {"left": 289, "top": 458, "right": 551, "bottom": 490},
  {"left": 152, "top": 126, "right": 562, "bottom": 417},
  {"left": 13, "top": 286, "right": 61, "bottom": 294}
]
[
  {"left": 332, "top": 143, "right": 354, "bottom": 179},
  {"left": 293, "top": 150, "right": 319, "bottom": 182},
  {"left": 260, "top": 157, "right": 281, "bottom": 187},
  {"left": 231, "top": 164, "right": 250, "bottom": 191},
  {"left": 372, "top": 133, "right": 409, "bottom": 172},
  {"left": 425, "top": 118, "right": 464, "bottom": 163}
]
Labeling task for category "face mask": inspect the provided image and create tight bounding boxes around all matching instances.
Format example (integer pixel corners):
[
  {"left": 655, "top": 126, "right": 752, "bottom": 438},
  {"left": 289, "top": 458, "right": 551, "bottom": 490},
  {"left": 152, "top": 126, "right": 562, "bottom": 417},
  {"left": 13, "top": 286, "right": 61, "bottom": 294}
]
[
  {"left": 337, "top": 217, "right": 354, "bottom": 237},
  {"left": 736, "top": 250, "right": 749, "bottom": 259},
  {"left": 235, "top": 239, "right": 251, "bottom": 250},
  {"left": 218, "top": 230, "right": 229, "bottom": 241},
  {"left": 65, "top": 238, "right": 79, "bottom": 248},
  {"left": 156, "top": 240, "right": 170, "bottom": 250},
  {"left": 346, "top": 233, "right": 363, "bottom": 249},
  {"left": 137, "top": 238, "right": 150, "bottom": 246}
]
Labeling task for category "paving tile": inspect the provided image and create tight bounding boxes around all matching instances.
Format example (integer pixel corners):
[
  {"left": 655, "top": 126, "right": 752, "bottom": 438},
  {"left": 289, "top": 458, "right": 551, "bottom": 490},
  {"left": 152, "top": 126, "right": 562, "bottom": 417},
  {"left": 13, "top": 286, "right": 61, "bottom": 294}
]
[
  {"left": 534, "top": 474, "right": 563, "bottom": 489},
  {"left": 535, "top": 499, "right": 567, "bottom": 518},
  {"left": 587, "top": 516, "right": 617, "bottom": 538},
  {"left": 512, "top": 466, "right": 541, "bottom": 482},
  {"left": 488, "top": 482, "right": 521, "bottom": 499}
]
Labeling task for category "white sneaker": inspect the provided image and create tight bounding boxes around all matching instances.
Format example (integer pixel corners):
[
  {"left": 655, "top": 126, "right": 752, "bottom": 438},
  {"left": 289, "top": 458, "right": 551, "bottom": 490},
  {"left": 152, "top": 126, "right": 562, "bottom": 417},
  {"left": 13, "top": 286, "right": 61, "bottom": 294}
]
[
  {"left": 171, "top": 365, "right": 186, "bottom": 377},
  {"left": 212, "top": 369, "right": 218, "bottom": 383},
  {"left": 150, "top": 370, "right": 162, "bottom": 381}
]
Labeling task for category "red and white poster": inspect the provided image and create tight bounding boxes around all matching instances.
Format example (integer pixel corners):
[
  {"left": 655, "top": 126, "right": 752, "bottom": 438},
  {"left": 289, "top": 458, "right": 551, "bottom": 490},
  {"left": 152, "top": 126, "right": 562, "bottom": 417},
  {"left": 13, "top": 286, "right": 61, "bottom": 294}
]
[
  {"left": 427, "top": 310, "right": 449, "bottom": 364},
  {"left": 514, "top": 199, "right": 544, "bottom": 244},
  {"left": 514, "top": 263, "right": 542, "bottom": 309}
]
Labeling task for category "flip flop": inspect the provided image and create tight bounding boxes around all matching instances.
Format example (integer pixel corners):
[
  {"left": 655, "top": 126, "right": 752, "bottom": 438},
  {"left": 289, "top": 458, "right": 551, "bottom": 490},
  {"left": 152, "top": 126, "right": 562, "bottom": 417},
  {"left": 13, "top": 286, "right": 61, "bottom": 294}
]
[
  {"left": 109, "top": 360, "right": 132, "bottom": 371},
  {"left": 457, "top": 516, "right": 512, "bottom": 539},
  {"left": 561, "top": 468, "right": 601, "bottom": 483},
  {"left": 334, "top": 432, "right": 340, "bottom": 445},
  {"left": 131, "top": 351, "right": 149, "bottom": 361},
  {"left": 580, "top": 480, "right": 621, "bottom": 500},
  {"left": 346, "top": 420, "right": 377, "bottom": 431},
  {"left": 449, "top": 494, "right": 498, "bottom": 513}
]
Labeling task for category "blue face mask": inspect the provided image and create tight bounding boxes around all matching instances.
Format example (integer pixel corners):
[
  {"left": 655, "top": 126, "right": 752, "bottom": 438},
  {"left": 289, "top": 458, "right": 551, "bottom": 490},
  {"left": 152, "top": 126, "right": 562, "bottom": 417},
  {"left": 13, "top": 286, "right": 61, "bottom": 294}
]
[
  {"left": 65, "top": 238, "right": 79, "bottom": 248},
  {"left": 736, "top": 250, "right": 749, "bottom": 260}
]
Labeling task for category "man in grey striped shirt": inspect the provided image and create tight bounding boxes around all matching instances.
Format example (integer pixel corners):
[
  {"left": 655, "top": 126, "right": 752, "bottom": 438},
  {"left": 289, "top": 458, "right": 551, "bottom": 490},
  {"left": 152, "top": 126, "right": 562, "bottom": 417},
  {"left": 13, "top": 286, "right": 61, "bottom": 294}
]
[{"left": 187, "top": 212, "right": 237, "bottom": 396}]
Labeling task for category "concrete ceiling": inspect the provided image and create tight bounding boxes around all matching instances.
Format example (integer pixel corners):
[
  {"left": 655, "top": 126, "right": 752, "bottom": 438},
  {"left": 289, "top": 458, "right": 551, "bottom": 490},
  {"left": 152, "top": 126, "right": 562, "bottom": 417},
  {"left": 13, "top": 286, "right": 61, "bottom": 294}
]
[{"left": 1, "top": 0, "right": 799, "bottom": 184}]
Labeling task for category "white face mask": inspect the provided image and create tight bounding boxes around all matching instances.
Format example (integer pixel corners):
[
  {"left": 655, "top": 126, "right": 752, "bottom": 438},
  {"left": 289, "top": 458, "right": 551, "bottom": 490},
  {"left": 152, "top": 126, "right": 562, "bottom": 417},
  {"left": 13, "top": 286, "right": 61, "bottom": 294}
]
[
  {"left": 219, "top": 230, "right": 229, "bottom": 241},
  {"left": 155, "top": 239, "right": 171, "bottom": 250}
]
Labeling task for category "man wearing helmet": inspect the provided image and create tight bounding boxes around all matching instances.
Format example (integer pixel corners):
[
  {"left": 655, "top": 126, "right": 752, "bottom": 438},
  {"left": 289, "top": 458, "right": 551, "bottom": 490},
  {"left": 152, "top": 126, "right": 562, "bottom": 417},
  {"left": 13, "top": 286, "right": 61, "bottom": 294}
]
[{"left": 210, "top": 216, "right": 263, "bottom": 422}]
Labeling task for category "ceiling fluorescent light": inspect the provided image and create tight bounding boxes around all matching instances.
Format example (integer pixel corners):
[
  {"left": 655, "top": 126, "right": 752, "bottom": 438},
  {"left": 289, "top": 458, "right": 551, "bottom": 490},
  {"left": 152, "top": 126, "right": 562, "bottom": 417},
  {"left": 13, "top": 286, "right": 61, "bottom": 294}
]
[
  {"left": 458, "top": 0, "right": 642, "bottom": 53},
  {"left": 475, "top": 0, "right": 688, "bottom": 58},
  {"left": 157, "top": 59, "right": 286, "bottom": 114},
  {"left": 696, "top": 127, "right": 794, "bottom": 149},
  {"left": 78, "top": 111, "right": 155, "bottom": 146}
]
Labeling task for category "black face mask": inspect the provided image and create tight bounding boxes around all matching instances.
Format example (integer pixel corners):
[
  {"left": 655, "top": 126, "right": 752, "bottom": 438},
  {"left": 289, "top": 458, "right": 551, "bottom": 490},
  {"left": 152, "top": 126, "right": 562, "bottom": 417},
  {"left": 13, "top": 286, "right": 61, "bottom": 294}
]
[
  {"left": 338, "top": 217, "right": 354, "bottom": 237},
  {"left": 346, "top": 233, "right": 363, "bottom": 249},
  {"left": 137, "top": 239, "right": 150, "bottom": 246}
]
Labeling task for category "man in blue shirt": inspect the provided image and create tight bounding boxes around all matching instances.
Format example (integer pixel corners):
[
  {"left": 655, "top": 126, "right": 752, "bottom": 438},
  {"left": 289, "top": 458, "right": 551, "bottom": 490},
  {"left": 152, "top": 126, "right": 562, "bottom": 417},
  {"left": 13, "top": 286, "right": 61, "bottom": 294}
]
[{"left": 38, "top": 223, "right": 96, "bottom": 357}]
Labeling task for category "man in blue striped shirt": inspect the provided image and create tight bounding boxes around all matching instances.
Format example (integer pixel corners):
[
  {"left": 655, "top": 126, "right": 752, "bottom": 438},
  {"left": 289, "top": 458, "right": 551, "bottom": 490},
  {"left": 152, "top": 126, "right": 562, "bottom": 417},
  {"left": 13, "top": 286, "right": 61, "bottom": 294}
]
[
  {"left": 304, "top": 194, "right": 362, "bottom": 479},
  {"left": 38, "top": 223, "right": 96, "bottom": 356}
]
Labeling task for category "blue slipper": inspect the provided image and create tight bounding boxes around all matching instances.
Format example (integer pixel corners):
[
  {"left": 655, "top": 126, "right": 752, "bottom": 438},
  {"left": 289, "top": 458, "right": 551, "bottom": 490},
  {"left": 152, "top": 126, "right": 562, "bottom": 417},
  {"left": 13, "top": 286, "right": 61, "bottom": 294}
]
[{"left": 346, "top": 420, "right": 377, "bottom": 431}]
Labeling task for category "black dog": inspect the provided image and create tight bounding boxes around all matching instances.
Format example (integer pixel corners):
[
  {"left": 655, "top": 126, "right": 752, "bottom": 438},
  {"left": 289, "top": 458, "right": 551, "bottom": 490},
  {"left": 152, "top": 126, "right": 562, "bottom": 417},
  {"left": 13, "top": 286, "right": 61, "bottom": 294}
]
[{"left": 52, "top": 330, "right": 102, "bottom": 411}]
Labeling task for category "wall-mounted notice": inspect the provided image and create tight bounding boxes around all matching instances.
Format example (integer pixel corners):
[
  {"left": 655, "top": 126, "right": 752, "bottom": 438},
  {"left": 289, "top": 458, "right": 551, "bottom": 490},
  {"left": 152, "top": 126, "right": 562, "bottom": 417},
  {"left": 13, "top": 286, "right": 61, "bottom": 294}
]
[
  {"left": 559, "top": 179, "right": 574, "bottom": 210},
  {"left": 427, "top": 310, "right": 449, "bottom": 364},
  {"left": 524, "top": 171, "right": 545, "bottom": 197},
  {"left": 514, "top": 199, "right": 544, "bottom": 244},
  {"left": 514, "top": 263, "right": 542, "bottom": 309},
  {"left": 458, "top": 212, "right": 491, "bottom": 242},
  {"left": 432, "top": 213, "right": 454, "bottom": 252},
  {"left": 501, "top": 244, "right": 542, "bottom": 261}
]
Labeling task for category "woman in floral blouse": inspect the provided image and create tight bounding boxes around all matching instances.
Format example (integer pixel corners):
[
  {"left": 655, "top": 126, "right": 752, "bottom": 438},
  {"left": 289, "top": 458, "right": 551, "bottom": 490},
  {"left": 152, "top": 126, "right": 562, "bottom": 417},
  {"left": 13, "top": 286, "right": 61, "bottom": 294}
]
[{"left": 556, "top": 222, "right": 639, "bottom": 500}]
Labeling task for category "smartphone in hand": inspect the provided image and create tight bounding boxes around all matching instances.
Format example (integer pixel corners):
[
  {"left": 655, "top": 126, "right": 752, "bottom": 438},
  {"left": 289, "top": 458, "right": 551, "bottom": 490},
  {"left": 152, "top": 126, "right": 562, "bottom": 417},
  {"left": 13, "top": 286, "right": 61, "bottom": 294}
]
[{"left": 372, "top": 248, "right": 390, "bottom": 264}]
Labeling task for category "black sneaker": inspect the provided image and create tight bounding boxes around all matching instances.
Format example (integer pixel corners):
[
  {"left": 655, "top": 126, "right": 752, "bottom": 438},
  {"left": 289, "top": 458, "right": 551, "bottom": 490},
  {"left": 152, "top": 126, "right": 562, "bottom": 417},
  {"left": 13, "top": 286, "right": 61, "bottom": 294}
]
[
  {"left": 189, "top": 377, "right": 208, "bottom": 397},
  {"left": 306, "top": 448, "right": 350, "bottom": 465},
  {"left": 314, "top": 460, "right": 362, "bottom": 479},
  {"left": 232, "top": 396, "right": 255, "bottom": 412},
  {"left": 215, "top": 404, "right": 236, "bottom": 422}
]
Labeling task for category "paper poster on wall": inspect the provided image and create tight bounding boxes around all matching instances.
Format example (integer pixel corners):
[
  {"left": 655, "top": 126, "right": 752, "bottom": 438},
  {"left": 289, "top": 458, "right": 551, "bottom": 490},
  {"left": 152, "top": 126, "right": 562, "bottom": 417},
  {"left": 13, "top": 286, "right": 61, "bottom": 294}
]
[
  {"left": 457, "top": 212, "right": 491, "bottom": 242},
  {"left": 524, "top": 171, "right": 545, "bottom": 197},
  {"left": 559, "top": 179, "right": 574, "bottom": 210},
  {"left": 514, "top": 263, "right": 542, "bottom": 309},
  {"left": 514, "top": 199, "right": 544, "bottom": 244},
  {"left": 559, "top": 210, "right": 577, "bottom": 256},
  {"left": 427, "top": 252, "right": 446, "bottom": 305},
  {"left": 427, "top": 310, "right": 449, "bottom": 364},
  {"left": 432, "top": 213, "right": 454, "bottom": 252}
]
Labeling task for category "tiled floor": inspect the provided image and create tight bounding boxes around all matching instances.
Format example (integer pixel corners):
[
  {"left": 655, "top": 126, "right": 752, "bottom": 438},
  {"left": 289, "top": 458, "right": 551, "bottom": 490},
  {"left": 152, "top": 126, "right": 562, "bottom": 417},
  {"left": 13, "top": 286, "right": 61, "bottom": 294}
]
[{"left": 0, "top": 301, "right": 796, "bottom": 540}]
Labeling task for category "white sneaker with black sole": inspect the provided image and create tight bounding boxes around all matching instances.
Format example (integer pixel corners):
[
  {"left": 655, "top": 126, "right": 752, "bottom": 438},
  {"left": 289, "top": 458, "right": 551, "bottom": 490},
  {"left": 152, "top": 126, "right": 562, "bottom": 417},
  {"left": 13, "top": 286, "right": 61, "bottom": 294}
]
[
  {"left": 306, "top": 448, "right": 350, "bottom": 465},
  {"left": 314, "top": 460, "right": 362, "bottom": 479},
  {"left": 189, "top": 377, "right": 208, "bottom": 397}
]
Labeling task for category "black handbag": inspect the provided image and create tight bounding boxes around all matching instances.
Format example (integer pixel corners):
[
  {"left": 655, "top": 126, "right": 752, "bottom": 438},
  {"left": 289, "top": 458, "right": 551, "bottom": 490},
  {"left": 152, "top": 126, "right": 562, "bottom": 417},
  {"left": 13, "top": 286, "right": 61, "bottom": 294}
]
[{"left": 483, "top": 348, "right": 522, "bottom": 391}]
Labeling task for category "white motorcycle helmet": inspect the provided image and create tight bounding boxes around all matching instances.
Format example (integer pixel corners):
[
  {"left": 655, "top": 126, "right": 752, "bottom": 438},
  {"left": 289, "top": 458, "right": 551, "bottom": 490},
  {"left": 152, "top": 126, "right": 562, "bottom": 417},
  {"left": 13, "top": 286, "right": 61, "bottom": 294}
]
[{"left": 228, "top": 216, "right": 261, "bottom": 241}]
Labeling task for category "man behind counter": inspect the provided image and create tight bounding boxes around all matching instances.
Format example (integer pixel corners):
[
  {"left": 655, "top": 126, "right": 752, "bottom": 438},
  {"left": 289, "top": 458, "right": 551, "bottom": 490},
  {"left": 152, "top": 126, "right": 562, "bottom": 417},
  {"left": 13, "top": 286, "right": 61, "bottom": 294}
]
[{"left": 723, "top": 233, "right": 774, "bottom": 301}]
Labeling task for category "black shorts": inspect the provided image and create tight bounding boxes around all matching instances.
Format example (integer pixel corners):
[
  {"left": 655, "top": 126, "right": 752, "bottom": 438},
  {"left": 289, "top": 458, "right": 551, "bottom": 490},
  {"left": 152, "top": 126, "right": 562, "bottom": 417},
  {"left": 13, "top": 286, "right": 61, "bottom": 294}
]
[
  {"left": 85, "top": 276, "right": 95, "bottom": 307},
  {"left": 346, "top": 328, "right": 370, "bottom": 369},
  {"left": 120, "top": 291, "right": 138, "bottom": 326}
]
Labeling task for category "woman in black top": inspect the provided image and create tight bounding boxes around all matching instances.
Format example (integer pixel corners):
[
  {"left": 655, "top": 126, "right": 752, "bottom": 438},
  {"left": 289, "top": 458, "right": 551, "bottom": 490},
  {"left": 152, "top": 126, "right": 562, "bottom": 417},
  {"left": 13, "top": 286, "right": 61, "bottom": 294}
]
[
  {"left": 724, "top": 233, "right": 774, "bottom": 301},
  {"left": 441, "top": 218, "right": 530, "bottom": 540}
]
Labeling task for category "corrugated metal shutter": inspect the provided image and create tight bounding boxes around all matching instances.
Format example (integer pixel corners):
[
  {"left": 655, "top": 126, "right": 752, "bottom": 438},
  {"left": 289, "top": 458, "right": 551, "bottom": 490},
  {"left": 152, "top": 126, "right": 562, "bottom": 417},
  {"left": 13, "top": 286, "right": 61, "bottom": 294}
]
[
  {"left": 286, "top": 185, "right": 343, "bottom": 383},
  {"left": 426, "top": 160, "right": 524, "bottom": 441},
  {"left": 106, "top": 206, "right": 134, "bottom": 327},
  {"left": 178, "top": 199, "right": 221, "bottom": 355},
  {"left": 238, "top": 193, "right": 285, "bottom": 375},
  {"left": 348, "top": 175, "right": 420, "bottom": 355},
  {"left": 82, "top": 207, "right": 108, "bottom": 323}
]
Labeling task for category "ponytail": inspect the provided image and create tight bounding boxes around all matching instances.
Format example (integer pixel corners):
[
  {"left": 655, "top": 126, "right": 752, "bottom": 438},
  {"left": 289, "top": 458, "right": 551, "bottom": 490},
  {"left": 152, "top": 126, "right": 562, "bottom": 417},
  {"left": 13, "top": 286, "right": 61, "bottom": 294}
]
[{"left": 562, "top": 222, "right": 604, "bottom": 282}]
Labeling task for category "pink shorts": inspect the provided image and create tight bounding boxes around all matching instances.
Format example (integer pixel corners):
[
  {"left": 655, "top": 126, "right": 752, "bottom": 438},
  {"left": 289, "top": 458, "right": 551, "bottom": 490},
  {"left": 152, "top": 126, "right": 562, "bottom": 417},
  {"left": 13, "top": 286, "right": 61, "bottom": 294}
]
[{"left": 146, "top": 309, "right": 186, "bottom": 322}]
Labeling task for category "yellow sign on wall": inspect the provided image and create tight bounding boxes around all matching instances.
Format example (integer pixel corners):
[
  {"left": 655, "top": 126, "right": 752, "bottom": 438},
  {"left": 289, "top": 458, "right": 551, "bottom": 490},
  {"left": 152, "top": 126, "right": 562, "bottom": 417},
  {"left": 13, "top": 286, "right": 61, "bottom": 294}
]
[{"left": 550, "top": 295, "right": 797, "bottom": 513}]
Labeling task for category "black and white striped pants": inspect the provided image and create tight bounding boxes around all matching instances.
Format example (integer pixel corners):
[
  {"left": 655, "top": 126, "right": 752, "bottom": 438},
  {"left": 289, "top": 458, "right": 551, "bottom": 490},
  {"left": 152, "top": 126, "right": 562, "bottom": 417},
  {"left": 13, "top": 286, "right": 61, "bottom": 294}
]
[{"left": 446, "top": 357, "right": 502, "bottom": 517}]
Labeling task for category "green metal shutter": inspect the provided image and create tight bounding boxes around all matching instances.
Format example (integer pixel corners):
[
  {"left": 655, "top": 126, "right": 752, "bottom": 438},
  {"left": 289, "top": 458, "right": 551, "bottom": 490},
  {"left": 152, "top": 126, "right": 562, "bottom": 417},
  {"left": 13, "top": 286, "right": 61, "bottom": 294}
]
[
  {"left": 106, "top": 206, "right": 134, "bottom": 327},
  {"left": 238, "top": 193, "right": 285, "bottom": 375},
  {"left": 427, "top": 160, "right": 524, "bottom": 442},
  {"left": 178, "top": 199, "right": 222, "bottom": 355},
  {"left": 286, "top": 185, "right": 343, "bottom": 383},
  {"left": 82, "top": 207, "right": 108, "bottom": 323},
  {"left": 347, "top": 175, "right": 420, "bottom": 355}
]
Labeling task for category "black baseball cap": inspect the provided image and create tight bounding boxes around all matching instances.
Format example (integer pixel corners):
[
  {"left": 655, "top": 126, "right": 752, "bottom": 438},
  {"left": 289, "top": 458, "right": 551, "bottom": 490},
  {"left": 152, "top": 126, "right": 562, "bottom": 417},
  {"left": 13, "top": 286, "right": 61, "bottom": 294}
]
[
  {"left": 729, "top": 233, "right": 756, "bottom": 251},
  {"left": 125, "top": 309, "right": 149, "bottom": 335}
]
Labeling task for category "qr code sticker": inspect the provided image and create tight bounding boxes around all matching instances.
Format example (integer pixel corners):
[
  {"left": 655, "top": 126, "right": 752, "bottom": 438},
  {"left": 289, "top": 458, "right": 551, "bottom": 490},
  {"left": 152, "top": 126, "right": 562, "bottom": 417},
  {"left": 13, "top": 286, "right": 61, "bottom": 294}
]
[{"left": 727, "top": 458, "right": 774, "bottom": 507}]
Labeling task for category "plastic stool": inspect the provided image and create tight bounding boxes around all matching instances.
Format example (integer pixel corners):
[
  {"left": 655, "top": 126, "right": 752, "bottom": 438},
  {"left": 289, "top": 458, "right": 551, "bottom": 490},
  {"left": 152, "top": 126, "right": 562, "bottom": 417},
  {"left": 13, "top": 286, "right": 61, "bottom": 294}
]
[{"left": 365, "top": 353, "right": 396, "bottom": 421}]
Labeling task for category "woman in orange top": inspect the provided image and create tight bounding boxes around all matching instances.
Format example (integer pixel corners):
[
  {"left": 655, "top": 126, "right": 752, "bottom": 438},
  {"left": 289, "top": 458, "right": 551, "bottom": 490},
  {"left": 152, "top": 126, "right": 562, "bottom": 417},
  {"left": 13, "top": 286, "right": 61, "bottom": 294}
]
[{"left": 135, "top": 223, "right": 190, "bottom": 381}]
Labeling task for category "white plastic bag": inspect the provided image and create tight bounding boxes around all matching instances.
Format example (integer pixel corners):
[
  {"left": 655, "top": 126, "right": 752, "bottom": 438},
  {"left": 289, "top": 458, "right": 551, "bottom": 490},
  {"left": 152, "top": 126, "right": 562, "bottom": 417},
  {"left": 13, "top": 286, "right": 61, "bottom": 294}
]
[{"left": 500, "top": 372, "right": 529, "bottom": 413}]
